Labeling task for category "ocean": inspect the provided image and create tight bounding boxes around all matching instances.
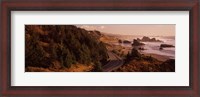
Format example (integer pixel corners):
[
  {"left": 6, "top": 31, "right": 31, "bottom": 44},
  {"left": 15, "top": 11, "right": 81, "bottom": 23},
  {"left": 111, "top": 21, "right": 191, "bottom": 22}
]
[{"left": 113, "top": 35, "right": 175, "bottom": 59}]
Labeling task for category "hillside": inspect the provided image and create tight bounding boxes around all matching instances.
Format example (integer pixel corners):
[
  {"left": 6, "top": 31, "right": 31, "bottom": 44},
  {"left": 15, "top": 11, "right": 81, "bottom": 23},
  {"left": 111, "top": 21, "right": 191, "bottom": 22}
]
[
  {"left": 25, "top": 25, "right": 108, "bottom": 72},
  {"left": 114, "top": 48, "right": 175, "bottom": 72}
]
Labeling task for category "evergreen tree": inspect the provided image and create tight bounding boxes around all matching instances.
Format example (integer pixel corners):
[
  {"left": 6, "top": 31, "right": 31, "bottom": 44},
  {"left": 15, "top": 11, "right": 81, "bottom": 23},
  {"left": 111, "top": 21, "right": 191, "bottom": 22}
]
[
  {"left": 93, "top": 61, "right": 103, "bottom": 72},
  {"left": 63, "top": 48, "right": 73, "bottom": 68},
  {"left": 25, "top": 25, "right": 108, "bottom": 71},
  {"left": 25, "top": 32, "right": 47, "bottom": 67}
]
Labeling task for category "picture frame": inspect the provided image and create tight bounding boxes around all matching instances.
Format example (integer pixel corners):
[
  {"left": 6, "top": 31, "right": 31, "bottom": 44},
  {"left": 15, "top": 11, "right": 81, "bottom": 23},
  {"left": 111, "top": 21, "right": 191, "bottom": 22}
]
[{"left": 0, "top": 0, "right": 199, "bottom": 96}]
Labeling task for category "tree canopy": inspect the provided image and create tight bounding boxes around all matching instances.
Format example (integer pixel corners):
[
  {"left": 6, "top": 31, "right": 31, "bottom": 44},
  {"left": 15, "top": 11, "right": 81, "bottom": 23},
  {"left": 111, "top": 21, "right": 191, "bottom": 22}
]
[{"left": 25, "top": 25, "right": 108, "bottom": 71}]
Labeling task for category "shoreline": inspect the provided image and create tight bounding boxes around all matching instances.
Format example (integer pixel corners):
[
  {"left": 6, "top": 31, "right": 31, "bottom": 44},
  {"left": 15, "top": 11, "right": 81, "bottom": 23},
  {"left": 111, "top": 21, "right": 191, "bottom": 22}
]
[
  {"left": 100, "top": 35, "right": 174, "bottom": 62},
  {"left": 141, "top": 52, "right": 172, "bottom": 62},
  {"left": 105, "top": 43, "right": 173, "bottom": 62}
]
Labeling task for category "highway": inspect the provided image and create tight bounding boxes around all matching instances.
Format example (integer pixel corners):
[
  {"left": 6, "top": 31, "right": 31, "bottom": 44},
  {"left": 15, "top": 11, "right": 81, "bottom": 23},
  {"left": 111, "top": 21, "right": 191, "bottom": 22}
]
[{"left": 102, "top": 51, "right": 124, "bottom": 72}]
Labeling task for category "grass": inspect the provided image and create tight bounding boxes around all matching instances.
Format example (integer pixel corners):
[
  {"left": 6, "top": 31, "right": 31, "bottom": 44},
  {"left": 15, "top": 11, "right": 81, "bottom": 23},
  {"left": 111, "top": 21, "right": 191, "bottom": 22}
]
[{"left": 26, "top": 63, "right": 94, "bottom": 72}]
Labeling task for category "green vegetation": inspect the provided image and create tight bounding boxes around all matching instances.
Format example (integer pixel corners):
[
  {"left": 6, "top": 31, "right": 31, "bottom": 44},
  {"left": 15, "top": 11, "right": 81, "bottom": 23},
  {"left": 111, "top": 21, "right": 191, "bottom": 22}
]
[{"left": 25, "top": 25, "right": 108, "bottom": 71}]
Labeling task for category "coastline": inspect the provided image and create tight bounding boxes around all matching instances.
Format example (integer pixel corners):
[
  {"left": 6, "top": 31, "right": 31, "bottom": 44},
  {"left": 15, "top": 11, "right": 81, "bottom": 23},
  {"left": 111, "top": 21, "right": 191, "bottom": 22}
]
[
  {"left": 101, "top": 39, "right": 173, "bottom": 62},
  {"left": 141, "top": 52, "right": 172, "bottom": 62}
]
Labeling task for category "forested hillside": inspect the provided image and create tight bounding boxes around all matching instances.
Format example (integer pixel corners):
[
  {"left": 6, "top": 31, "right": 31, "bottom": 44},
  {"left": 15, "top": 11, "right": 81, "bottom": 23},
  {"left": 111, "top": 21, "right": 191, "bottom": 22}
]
[{"left": 25, "top": 25, "right": 108, "bottom": 72}]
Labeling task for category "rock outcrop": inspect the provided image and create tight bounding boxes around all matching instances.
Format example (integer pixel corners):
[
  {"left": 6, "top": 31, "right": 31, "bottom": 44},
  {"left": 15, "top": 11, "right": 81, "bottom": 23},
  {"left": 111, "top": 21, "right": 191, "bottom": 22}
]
[
  {"left": 138, "top": 36, "right": 162, "bottom": 42},
  {"left": 132, "top": 39, "right": 145, "bottom": 46},
  {"left": 118, "top": 39, "right": 131, "bottom": 44},
  {"left": 160, "top": 44, "right": 175, "bottom": 48},
  {"left": 160, "top": 44, "right": 175, "bottom": 50},
  {"left": 123, "top": 40, "right": 131, "bottom": 44}
]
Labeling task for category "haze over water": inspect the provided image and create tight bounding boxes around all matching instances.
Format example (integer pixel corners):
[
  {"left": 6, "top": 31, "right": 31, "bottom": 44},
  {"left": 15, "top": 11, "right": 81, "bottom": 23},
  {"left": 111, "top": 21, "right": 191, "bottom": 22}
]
[
  {"left": 76, "top": 24, "right": 175, "bottom": 58},
  {"left": 115, "top": 35, "right": 175, "bottom": 59},
  {"left": 77, "top": 24, "right": 175, "bottom": 36}
]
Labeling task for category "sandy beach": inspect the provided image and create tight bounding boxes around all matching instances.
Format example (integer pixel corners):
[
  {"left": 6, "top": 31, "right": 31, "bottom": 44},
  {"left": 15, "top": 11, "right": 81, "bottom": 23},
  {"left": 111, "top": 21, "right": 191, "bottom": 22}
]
[{"left": 141, "top": 53, "right": 171, "bottom": 62}]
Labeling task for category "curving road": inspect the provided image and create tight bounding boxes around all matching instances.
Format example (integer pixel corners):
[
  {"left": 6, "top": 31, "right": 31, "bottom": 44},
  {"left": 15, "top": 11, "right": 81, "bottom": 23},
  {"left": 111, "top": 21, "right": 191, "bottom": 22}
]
[{"left": 102, "top": 51, "right": 124, "bottom": 72}]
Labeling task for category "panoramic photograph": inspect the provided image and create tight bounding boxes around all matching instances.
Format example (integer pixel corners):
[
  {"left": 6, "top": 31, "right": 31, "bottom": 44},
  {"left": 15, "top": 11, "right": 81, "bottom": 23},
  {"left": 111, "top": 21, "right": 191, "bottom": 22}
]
[{"left": 25, "top": 24, "right": 175, "bottom": 72}]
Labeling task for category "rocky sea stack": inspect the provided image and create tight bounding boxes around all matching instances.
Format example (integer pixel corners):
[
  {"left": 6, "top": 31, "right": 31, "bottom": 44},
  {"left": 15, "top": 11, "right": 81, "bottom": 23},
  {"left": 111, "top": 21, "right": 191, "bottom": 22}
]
[
  {"left": 137, "top": 36, "right": 163, "bottom": 42},
  {"left": 159, "top": 44, "right": 175, "bottom": 50},
  {"left": 132, "top": 39, "right": 145, "bottom": 46}
]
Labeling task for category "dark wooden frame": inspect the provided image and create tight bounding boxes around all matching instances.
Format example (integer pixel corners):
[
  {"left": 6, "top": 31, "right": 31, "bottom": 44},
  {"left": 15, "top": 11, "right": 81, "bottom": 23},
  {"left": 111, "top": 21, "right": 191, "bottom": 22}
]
[{"left": 0, "top": 0, "right": 199, "bottom": 96}]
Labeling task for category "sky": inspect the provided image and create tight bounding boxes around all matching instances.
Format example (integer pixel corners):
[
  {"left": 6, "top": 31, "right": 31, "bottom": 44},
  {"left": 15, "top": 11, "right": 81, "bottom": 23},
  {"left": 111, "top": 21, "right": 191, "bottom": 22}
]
[{"left": 76, "top": 24, "right": 175, "bottom": 36}]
